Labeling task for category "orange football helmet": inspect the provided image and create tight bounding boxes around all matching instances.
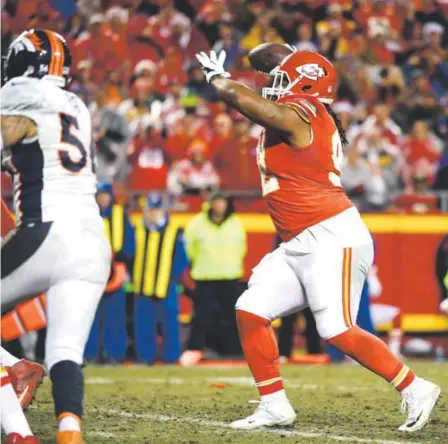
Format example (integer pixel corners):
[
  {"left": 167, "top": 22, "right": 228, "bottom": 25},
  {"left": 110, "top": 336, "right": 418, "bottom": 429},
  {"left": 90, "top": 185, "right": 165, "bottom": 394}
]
[{"left": 262, "top": 51, "right": 338, "bottom": 104}]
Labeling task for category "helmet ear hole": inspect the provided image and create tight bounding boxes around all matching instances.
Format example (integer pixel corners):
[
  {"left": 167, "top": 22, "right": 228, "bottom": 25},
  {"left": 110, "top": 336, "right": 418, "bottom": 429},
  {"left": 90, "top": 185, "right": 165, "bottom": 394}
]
[{"left": 302, "top": 85, "right": 312, "bottom": 92}]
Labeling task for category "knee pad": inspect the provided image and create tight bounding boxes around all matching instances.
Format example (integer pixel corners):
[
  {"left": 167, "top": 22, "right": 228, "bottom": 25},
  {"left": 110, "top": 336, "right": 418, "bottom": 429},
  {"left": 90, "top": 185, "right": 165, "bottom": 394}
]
[
  {"left": 312, "top": 307, "right": 350, "bottom": 341},
  {"left": 235, "top": 288, "right": 274, "bottom": 321},
  {"left": 235, "top": 290, "right": 250, "bottom": 311}
]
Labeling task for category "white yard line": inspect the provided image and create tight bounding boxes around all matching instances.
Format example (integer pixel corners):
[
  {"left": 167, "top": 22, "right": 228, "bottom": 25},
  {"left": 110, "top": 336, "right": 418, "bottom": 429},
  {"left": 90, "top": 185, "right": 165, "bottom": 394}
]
[
  {"left": 85, "top": 376, "right": 389, "bottom": 391},
  {"left": 99, "top": 408, "right": 417, "bottom": 444}
]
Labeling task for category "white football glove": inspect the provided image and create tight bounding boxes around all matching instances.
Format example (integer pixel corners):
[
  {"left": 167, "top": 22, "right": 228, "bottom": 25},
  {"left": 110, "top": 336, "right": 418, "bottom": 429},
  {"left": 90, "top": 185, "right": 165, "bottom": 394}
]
[
  {"left": 195, "top": 50, "right": 231, "bottom": 83},
  {"left": 440, "top": 298, "right": 448, "bottom": 314}
]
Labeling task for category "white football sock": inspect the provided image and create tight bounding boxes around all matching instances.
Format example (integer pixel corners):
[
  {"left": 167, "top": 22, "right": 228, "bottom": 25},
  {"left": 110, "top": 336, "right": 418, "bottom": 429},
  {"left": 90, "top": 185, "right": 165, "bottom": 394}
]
[
  {"left": 0, "top": 367, "right": 33, "bottom": 436},
  {"left": 261, "top": 389, "right": 288, "bottom": 403},
  {"left": 59, "top": 415, "right": 81, "bottom": 432},
  {"left": 0, "top": 346, "right": 20, "bottom": 367}
]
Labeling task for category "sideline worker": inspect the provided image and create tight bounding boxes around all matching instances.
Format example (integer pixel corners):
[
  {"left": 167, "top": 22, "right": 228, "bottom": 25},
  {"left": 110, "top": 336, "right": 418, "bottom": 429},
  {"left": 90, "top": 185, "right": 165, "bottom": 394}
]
[
  {"left": 180, "top": 191, "right": 246, "bottom": 366},
  {"left": 133, "top": 193, "right": 188, "bottom": 363}
]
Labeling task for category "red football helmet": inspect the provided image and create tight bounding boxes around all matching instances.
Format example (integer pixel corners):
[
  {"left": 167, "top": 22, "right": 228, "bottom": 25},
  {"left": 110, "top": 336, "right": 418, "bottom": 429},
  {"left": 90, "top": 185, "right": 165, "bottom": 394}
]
[{"left": 262, "top": 51, "right": 338, "bottom": 104}]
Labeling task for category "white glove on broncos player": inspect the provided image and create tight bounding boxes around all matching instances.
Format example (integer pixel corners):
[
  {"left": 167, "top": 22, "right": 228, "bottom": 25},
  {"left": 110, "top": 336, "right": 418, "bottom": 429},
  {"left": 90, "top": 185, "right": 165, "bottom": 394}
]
[{"left": 195, "top": 50, "right": 231, "bottom": 83}]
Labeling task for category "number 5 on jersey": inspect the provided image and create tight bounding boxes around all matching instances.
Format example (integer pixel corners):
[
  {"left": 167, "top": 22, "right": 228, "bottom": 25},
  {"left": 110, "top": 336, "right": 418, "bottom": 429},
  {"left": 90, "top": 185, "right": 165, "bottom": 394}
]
[{"left": 58, "top": 113, "right": 95, "bottom": 173}]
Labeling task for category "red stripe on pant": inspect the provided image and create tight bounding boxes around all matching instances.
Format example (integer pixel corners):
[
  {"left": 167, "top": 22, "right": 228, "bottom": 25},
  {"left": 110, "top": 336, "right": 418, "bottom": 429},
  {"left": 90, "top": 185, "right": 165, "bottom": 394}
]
[{"left": 1, "top": 375, "right": 12, "bottom": 387}]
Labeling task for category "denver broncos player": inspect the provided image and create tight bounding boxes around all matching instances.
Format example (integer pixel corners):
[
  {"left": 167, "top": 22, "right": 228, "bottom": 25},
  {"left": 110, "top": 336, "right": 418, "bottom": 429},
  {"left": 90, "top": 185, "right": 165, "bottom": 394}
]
[
  {"left": 196, "top": 49, "right": 441, "bottom": 432},
  {"left": 1, "top": 30, "right": 111, "bottom": 443}
]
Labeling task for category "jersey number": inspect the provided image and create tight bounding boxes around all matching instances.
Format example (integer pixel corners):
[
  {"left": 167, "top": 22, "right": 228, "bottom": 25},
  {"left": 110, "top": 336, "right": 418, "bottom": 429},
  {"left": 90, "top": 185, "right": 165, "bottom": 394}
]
[
  {"left": 329, "top": 131, "right": 343, "bottom": 187},
  {"left": 258, "top": 131, "right": 343, "bottom": 195},
  {"left": 58, "top": 113, "right": 94, "bottom": 173}
]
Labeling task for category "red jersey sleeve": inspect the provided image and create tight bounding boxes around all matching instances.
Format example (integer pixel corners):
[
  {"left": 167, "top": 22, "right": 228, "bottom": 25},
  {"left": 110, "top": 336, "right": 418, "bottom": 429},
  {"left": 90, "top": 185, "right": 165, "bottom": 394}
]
[{"left": 276, "top": 94, "right": 321, "bottom": 125}]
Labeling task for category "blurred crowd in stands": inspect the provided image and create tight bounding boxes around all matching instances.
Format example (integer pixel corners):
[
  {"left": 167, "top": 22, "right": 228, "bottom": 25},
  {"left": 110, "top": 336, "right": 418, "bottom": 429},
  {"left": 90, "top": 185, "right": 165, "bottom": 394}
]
[{"left": 2, "top": 0, "right": 448, "bottom": 213}]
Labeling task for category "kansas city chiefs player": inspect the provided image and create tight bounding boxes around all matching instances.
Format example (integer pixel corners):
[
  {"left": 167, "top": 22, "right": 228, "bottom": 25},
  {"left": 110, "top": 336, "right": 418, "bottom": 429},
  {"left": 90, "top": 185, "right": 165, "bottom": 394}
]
[{"left": 195, "top": 49, "right": 440, "bottom": 432}]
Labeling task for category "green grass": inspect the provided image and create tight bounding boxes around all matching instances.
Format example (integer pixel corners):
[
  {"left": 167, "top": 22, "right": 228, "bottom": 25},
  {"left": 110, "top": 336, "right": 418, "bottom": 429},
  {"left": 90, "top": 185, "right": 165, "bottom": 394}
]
[{"left": 28, "top": 362, "right": 448, "bottom": 444}]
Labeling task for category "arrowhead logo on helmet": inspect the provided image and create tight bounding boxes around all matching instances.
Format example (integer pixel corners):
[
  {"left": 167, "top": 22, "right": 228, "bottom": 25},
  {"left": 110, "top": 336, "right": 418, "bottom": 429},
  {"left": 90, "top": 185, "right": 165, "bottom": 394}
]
[
  {"left": 296, "top": 64, "right": 326, "bottom": 82},
  {"left": 262, "top": 51, "right": 338, "bottom": 104}
]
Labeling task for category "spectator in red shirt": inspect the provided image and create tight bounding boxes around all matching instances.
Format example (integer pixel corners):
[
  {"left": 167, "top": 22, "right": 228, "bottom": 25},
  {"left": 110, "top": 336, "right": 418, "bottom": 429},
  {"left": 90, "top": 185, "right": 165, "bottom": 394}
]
[
  {"left": 28, "top": 5, "right": 67, "bottom": 40},
  {"left": 168, "top": 139, "right": 220, "bottom": 195},
  {"left": 166, "top": 108, "right": 211, "bottom": 160},
  {"left": 210, "top": 113, "right": 234, "bottom": 158},
  {"left": 128, "top": 7, "right": 163, "bottom": 68},
  {"left": 104, "top": 7, "right": 131, "bottom": 82},
  {"left": 154, "top": 46, "right": 187, "bottom": 95},
  {"left": 316, "top": 1, "right": 356, "bottom": 40},
  {"left": 145, "top": 0, "right": 191, "bottom": 52},
  {"left": 355, "top": 0, "right": 402, "bottom": 37},
  {"left": 393, "top": 168, "right": 438, "bottom": 214},
  {"left": 132, "top": 59, "right": 157, "bottom": 86},
  {"left": 353, "top": 103, "right": 402, "bottom": 147},
  {"left": 401, "top": 120, "right": 441, "bottom": 173},
  {"left": 214, "top": 115, "right": 260, "bottom": 191},
  {"left": 10, "top": 0, "right": 39, "bottom": 34},
  {"left": 119, "top": 77, "right": 161, "bottom": 135},
  {"left": 74, "top": 14, "right": 117, "bottom": 83},
  {"left": 127, "top": 6, "right": 149, "bottom": 36},
  {"left": 161, "top": 82, "right": 187, "bottom": 135},
  {"left": 127, "top": 118, "right": 170, "bottom": 192},
  {"left": 366, "top": 29, "right": 394, "bottom": 65}
]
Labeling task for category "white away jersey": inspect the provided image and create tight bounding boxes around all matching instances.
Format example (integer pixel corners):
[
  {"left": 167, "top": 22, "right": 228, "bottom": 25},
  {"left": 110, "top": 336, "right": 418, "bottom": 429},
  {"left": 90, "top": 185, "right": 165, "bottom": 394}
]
[{"left": 1, "top": 77, "right": 100, "bottom": 226}]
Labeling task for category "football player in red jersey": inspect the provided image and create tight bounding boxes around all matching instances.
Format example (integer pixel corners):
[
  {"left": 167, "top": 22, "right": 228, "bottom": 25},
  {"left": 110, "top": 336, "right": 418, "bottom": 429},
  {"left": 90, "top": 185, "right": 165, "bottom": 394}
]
[{"left": 195, "top": 49, "right": 441, "bottom": 432}]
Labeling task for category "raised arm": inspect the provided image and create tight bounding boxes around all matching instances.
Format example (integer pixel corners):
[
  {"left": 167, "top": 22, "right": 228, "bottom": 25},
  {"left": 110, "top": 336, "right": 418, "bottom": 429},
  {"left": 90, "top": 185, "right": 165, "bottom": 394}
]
[
  {"left": 210, "top": 77, "right": 299, "bottom": 130},
  {"left": 1, "top": 115, "right": 37, "bottom": 150},
  {"left": 196, "top": 51, "right": 311, "bottom": 148}
]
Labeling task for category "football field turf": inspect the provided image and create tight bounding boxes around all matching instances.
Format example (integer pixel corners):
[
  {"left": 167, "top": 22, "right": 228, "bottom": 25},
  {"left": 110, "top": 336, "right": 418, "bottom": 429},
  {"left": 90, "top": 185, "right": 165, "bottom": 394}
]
[{"left": 29, "top": 362, "right": 447, "bottom": 444}]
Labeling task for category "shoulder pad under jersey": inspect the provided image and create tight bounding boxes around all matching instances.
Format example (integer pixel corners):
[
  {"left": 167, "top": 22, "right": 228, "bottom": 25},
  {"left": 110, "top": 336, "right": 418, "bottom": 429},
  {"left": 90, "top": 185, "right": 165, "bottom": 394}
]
[
  {"left": 277, "top": 93, "right": 323, "bottom": 124},
  {"left": 1, "top": 77, "right": 58, "bottom": 116}
]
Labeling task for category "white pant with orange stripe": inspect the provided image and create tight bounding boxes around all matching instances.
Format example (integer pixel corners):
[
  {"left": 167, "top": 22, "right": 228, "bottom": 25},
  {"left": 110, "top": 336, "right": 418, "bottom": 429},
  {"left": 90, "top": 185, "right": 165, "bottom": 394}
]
[
  {"left": 1, "top": 217, "right": 111, "bottom": 371},
  {"left": 236, "top": 207, "right": 374, "bottom": 339}
]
